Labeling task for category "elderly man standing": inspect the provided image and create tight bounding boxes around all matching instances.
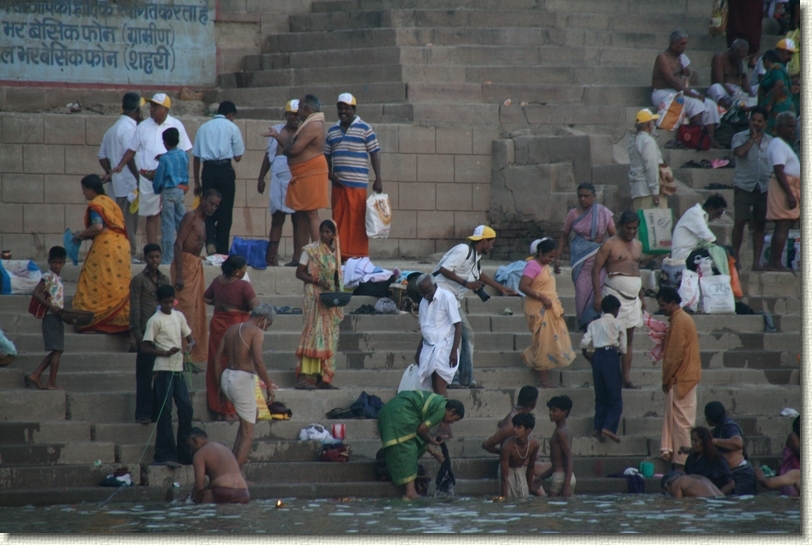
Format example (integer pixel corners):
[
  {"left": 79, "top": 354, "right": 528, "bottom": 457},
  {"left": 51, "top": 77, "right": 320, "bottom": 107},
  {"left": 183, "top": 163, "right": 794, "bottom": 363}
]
[
  {"left": 731, "top": 106, "right": 772, "bottom": 269},
  {"left": 765, "top": 111, "right": 800, "bottom": 272},
  {"left": 192, "top": 101, "right": 245, "bottom": 256},
  {"left": 592, "top": 211, "right": 644, "bottom": 389},
  {"left": 656, "top": 287, "right": 701, "bottom": 469},
  {"left": 109, "top": 93, "right": 193, "bottom": 245},
  {"left": 413, "top": 274, "right": 461, "bottom": 398},
  {"left": 257, "top": 100, "right": 301, "bottom": 266},
  {"left": 670, "top": 195, "right": 727, "bottom": 262},
  {"left": 709, "top": 39, "right": 754, "bottom": 109},
  {"left": 434, "top": 225, "right": 517, "bottom": 389},
  {"left": 98, "top": 92, "right": 143, "bottom": 262},
  {"left": 652, "top": 30, "right": 722, "bottom": 148},
  {"left": 628, "top": 109, "right": 669, "bottom": 211},
  {"left": 264, "top": 95, "right": 328, "bottom": 262},
  {"left": 325, "top": 93, "right": 383, "bottom": 260}
]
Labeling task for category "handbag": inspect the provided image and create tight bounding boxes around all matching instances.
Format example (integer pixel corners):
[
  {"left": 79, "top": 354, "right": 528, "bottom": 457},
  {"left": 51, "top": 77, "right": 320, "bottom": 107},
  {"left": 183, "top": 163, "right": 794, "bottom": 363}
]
[
  {"left": 700, "top": 275, "right": 735, "bottom": 314},
  {"left": 656, "top": 91, "right": 686, "bottom": 131},
  {"left": 229, "top": 237, "right": 268, "bottom": 270},
  {"left": 636, "top": 208, "right": 673, "bottom": 254},
  {"left": 28, "top": 295, "right": 47, "bottom": 319},
  {"left": 677, "top": 124, "right": 711, "bottom": 151},
  {"left": 398, "top": 363, "right": 422, "bottom": 392},
  {"left": 365, "top": 193, "right": 392, "bottom": 239}
]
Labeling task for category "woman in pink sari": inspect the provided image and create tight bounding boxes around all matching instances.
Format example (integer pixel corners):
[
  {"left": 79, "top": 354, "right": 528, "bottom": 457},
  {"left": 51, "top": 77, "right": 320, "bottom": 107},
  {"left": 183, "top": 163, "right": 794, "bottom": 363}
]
[{"left": 555, "top": 183, "right": 615, "bottom": 331}]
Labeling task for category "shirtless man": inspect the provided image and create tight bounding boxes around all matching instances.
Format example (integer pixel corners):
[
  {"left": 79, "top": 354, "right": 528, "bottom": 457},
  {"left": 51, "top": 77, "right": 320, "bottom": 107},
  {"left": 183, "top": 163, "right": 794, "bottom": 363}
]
[
  {"left": 186, "top": 427, "right": 250, "bottom": 504},
  {"left": 214, "top": 304, "right": 276, "bottom": 468},
  {"left": 482, "top": 386, "right": 550, "bottom": 494},
  {"left": 652, "top": 30, "right": 722, "bottom": 147},
  {"left": 172, "top": 189, "right": 221, "bottom": 363},
  {"left": 500, "top": 413, "right": 542, "bottom": 498},
  {"left": 592, "top": 211, "right": 644, "bottom": 389},
  {"left": 537, "top": 395, "right": 575, "bottom": 497},
  {"left": 755, "top": 467, "right": 801, "bottom": 496},
  {"left": 662, "top": 471, "right": 724, "bottom": 498},
  {"left": 263, "top": 95, "right": 327, "bottom": 260},
  {"left": 710, "top": 39, "right": 753, "bottom": 109}
]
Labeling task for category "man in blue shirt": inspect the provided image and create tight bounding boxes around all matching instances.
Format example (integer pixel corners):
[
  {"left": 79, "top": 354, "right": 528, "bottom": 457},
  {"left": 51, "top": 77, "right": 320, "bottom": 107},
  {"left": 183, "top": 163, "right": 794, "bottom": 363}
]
[{"left": 192, "top": 101, "right": 245, "bottom": 255}]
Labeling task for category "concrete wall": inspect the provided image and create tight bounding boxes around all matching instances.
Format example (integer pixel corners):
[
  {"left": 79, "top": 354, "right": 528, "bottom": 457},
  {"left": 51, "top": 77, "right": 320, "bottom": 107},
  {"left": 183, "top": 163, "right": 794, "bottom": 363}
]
[{"left": 0, "top": 112, "right": 498, "bottom": 261}]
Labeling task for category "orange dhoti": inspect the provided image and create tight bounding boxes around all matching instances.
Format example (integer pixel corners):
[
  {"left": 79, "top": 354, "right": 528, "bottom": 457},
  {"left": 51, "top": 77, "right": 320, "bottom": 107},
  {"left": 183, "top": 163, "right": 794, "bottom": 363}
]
[
  {"left": 766, "top": 174, "right": 801, "bottom": 221},
  {"left": 286, "top": 155, "right": 329, "bottom": 211},
  {"left": 171, "top": 252, "right": 207, "bottom": 363},
  {"left": 206, "top": 310, "right": 249, "bottom": 416},
  {"left": 660, "top": 384, "right": 697, "bottom": 465},
  {"left": 331, "top": 184, "right": 368, "bottom": 259}
]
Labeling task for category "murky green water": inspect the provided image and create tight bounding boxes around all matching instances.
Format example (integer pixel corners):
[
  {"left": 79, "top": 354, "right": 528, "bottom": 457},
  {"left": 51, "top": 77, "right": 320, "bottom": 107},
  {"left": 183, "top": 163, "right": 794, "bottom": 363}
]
[{"left": 0, "top": 494, "right": 800, "bottom": 534}]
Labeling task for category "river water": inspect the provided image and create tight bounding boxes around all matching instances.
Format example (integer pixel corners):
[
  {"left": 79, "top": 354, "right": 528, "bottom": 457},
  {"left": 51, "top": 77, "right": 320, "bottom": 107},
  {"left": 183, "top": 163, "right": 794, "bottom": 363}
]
[{"left": 0, "top": 493, "right": 801, "bottom": 534}]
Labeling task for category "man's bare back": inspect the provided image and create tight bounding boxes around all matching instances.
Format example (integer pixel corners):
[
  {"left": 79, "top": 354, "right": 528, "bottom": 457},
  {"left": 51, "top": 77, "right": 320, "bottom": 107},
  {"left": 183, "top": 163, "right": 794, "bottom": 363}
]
[
  {"left": 286, "top": 115, "right": 325, "bottom": 166},
  {"left": 195, "top": 441, "right": 247, "bottom": 490},
  {"left": 549, "top": 426, "right": 572, "bottom": 474},
  {"left": 670, "top": 474, "right": 723, "bottom": 498},
  {"left": 216, "top": 318, "right": 274, "bottom": 397}
]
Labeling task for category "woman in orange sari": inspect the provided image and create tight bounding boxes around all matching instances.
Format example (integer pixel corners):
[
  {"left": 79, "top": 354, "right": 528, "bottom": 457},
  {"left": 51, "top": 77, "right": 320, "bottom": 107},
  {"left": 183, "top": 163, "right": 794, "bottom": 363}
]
[
  {"left": 203, "top": 255, "right": 258, "bottom": 420},
  {"left": 519, "top": 237, "right": 575, "bottom": 388},
  {"left": 72, "top": 175, "right": 131, "bottom": 333},
  {"left": 294, "top": 219, "right": 343, "bottom": 389}
]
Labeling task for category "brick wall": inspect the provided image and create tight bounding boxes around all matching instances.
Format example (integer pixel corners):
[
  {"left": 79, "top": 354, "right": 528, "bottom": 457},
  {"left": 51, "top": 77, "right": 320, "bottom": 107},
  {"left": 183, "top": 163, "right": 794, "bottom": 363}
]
[{"left": 0, "top": 112, "right": 499, "bottom": 261}]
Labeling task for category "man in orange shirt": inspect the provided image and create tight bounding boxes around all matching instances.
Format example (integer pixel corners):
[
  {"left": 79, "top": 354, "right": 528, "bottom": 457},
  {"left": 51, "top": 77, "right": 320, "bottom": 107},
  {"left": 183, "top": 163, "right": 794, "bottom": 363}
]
[{"left": 656, "top": 287, "right": 701, "bottom": 470}]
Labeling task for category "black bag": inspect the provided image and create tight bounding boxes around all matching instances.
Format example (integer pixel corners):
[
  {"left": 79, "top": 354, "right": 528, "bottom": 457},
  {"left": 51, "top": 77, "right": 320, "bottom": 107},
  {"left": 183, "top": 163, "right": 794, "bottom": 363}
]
[
  {"left": 353, "top": 278, "right": 395, "bottom": 297},
  {"left": 326, "top": 391, "right": 384, "bottom": 420},
  {"left": 715, "top": 106, "right": 750, "bottom": 149}
]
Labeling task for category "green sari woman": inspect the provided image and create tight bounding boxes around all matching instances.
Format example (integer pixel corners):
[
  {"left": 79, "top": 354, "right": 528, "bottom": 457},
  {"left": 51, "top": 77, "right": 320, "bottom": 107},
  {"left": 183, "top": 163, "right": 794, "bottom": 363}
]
[
  {"left": 378, "top": 391, "right": 465, "bottom": 499},
  {"left": 759, "top": 52, "right": 797, "bottom": 136}
]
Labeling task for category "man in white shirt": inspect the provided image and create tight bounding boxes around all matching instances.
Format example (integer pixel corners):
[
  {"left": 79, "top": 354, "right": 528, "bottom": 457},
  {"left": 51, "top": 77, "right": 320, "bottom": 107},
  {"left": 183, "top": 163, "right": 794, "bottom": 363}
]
[
  {"left": 98, "top": 92, "right": 143, "bottom": 261},
  {"left": 414, "top": 274, "right": 461, "bottom": 397},
  {"left": 433, "top": 225, "right": 517, "bottom": 389},
  {"left": 140, "top": 284, "right": 196, "bottom": 468},
  {"left": 670, "top": 195, "right": 728, "bottom": 262},
  {"left": 192, "top": 101, "right": 245, "bottom": 255},
  {"left": 109, "top": 93, "right": 193, "bottom": 245},
  {"left": 628, "top": 109, "right": 670, "bottom": 210},
  {"left": 765, "top": 111, "right": 800, "bottom": 272}
]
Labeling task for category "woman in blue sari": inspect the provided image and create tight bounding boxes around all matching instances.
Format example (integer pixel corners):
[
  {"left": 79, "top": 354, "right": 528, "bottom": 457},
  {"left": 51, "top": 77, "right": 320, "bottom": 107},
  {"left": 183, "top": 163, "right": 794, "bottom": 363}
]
[{"left": 555, "top": 183, "right": 616, "bottom": 330}]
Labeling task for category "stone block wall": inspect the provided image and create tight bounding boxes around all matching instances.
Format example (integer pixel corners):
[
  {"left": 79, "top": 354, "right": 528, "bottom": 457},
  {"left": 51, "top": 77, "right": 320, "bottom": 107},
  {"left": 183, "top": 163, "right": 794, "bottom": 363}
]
[{"left": 0, "top": 112, "right": 500, "bottom": 261}]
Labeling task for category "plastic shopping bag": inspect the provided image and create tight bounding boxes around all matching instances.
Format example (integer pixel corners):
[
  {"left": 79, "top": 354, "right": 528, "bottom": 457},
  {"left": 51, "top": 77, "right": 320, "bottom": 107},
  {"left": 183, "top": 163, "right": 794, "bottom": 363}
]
[
  {"left": 700, "top": 275, "right": 735, "bottom": 314},
  {"left": 678, "top": 269, "right": 700, "bottom": 312},
  {"left": 637, "top": 208, "right": 673, "bottom": 254},
  {"left": 365, "top": 193, "right": 392, "bottom": 239},
  {"left": 398, "top": 363, "right": 421, "bottom": 393},
  {"left": 656, "top": 91, "right": 686, "bottom": 131}
]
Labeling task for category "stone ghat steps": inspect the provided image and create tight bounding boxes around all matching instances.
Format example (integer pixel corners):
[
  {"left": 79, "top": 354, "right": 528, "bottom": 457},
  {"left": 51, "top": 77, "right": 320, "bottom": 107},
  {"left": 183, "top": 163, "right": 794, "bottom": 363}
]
[
  {"left": 0, "top": 385, "right": 799, "bottom": 424},
  {"left": 0, "top": 486, "right": 169, "bottom": 507},
  {"left": 0, "top": 367, "right": 775, "bottom": 393}
]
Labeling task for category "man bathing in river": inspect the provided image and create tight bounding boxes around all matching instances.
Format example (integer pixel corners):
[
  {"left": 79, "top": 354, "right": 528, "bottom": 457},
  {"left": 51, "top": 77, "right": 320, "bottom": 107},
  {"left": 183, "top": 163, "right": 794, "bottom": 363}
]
[
  {"left": 662, "top": 471, "right": 724, "bottom": 498},
  {"left": 500, "top": 412, "right": 542, "bottom": 498},
  {"left": 186, "top": 428, "right": 250, "bottom": 504},
  {"left": 592, "top": 211, "right": 645, "bottom": 389},
  {"left": 537, "top": 395, "right": 575, "bottom": 497}
]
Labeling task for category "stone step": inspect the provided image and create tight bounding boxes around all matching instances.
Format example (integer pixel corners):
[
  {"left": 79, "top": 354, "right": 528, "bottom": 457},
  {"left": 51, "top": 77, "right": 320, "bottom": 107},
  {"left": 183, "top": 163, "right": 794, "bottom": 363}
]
[
  {"left": 0, "top": 421, "right": 91, "bottom": 444},
  {"left": 62, "top": 384, "right": 801, "bottom": 424},
  {"left": 0, "top": 464, "right": 143, "bottom": 490},
  {"left": 481, "top": 84, "right": 651, "bottom": 106},
  {"left": 0, "top": 389, "right": 66, "bottom": 422},
  {"left": 244, "top": 47, "right": 403, "bottom": 71},
  {"left": 215, "top": 82, "right": 407, "bottom": 107},
  {"left": 310, "top": 0, "right": 547, "bottom": 13},
  {"left": 222, "top": 64, "right": 405, "bottom": 89},
  {"left": 0, "top": 486, "right": 165, "bottom": 506},
  {"left": 0, "top": 442, "right": 115, "bottom": 466},
  {"left": 674, "top": 167, "right": 736, "bottom": 190},
  {"left": 463, "top": 65, "right": 655, "bottom": 86},
  {"left": 664, "top": 147, "right": 735, "bottom": 166}
]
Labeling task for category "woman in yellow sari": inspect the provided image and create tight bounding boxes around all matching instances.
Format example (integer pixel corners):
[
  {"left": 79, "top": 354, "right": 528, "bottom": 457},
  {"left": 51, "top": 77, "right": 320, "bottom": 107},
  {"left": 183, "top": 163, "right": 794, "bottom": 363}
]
[
  {"left": 72, "top": 174, "right": 131, "bottom": 333},
  {"left": 294, "top": 219, "right": 343, "bottom": 389},
  {"left": 519, "top": 237, "right": 575, "bottom": 388}
]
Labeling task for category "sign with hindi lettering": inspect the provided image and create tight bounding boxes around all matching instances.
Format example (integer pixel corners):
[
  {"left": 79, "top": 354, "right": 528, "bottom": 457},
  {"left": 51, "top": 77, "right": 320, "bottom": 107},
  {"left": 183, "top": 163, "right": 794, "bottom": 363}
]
[{"left": 0, "top": 0, "right": 215, "bottom": 86}]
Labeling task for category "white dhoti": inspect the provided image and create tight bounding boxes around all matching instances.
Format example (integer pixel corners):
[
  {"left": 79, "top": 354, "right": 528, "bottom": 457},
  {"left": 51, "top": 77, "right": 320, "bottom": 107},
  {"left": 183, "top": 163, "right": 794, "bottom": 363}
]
[
  {"left": 652, "top": 89, "right": 721, "bottom": 127},
  {"left": 138, "top": 175, "right": 161, "bottom": 217},
  {"left": 707, "top": 84, "right": 757, "bottom": 107},
  {"left": 499, "top": 465, "right": 530, "bottom": 498},
  {"left": 417, "top": 336, "right": 459, "bottom": 390},
  {"left": 269, "top": 155, "right": 294, "bottom": 215},
  {"left": 602, "top": 274, "right": 643, "bottom": 330},
  {"left": 220, "top": 368, "right": 257, "bottom": 424}
]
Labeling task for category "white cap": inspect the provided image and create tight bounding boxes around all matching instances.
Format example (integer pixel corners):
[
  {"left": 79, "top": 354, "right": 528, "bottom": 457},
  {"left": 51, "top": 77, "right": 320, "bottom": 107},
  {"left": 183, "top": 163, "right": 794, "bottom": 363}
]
[{"left": 337, "top": 92, "right": 356, "bottom": 106}]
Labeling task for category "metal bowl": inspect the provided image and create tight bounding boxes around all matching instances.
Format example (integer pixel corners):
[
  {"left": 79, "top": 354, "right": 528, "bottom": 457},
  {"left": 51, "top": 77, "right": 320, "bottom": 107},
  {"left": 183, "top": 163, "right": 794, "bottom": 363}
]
[
  {"left": 319, "top": 292, "right": 352, "bottom": 308},
  {"left": 61, "top": 309, "right": 95, "bottom": 326},
  {"left": 0, "top": 353, "right": 14, "bottom": 368}
]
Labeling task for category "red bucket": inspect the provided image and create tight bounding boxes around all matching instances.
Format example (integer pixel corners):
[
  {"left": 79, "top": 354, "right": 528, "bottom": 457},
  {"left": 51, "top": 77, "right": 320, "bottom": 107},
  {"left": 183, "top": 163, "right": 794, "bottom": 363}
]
[{"left": 331, "top": 423, "right": 346, "bottom": 441}]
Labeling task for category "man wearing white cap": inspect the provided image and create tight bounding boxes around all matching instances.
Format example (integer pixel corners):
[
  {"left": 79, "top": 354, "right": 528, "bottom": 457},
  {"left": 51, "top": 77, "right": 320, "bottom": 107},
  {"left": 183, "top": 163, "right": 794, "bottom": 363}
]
[
  {"left": 652, "top": 30, "right": 722, "bottom": 148},
  {"left": 749, "top": 38, "right": 798, "bottom": 89},
  {"left": 110, "top": 93, "right": 192, "bottom": 245},
  {"left": 192, "top": 101, "right": 245, "bottom": 256},
  {"left": 433, "top": 226, "right": 517, "bottom": 389},
  {"left": 258, "top": 100, "right": 302, "bottom": 266},
  {"left": 98, "top": 92, "right": 143, "bottom": 262},
  {"left": 628, "top": 109, "right": 670, "bottom": 211},
  {"left": 324, "top": 93, "right": 382, "bottom": 259}
]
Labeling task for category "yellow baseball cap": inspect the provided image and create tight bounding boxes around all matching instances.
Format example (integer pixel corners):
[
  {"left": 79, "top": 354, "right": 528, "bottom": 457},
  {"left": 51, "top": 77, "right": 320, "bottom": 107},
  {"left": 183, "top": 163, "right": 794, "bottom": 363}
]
[
  {"left": 776, "top": 38, "right": 798, "bottom": 53},
  {"left": 337, "top": 92, "right": 357, "bottom": 106},
  {"left": 285, "top": 99, "right": 299, "bottom": 112},
  {"left": 635, "top": 109, "right": 659, "bottom": 124},
  {"left": 468, "top": 225, "right": 497, "bottom": 241},
  {"left": 146, "top": 93, "right": 171, "bottom": 108}
]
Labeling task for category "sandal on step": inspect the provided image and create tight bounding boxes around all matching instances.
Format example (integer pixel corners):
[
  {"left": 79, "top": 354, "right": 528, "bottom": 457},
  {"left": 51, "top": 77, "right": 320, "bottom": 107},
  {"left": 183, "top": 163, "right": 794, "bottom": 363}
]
[{"left": 295, "top": 382, "right": 316, "bottom": 390}]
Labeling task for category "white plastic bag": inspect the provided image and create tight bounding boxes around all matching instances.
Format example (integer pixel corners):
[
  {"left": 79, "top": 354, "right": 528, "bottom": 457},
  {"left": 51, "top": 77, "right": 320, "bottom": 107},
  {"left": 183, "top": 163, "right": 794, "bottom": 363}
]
[
  {"left": 398, "top": 364, "right": 421, "bottom": 393},
  {"left": 365, "top": 193, "right": 392, "bottom": 239},
  {"left": 700, "top": 275, "right": 735, "bottom": 314},
  {"left": 678, "top": 269, "right": 700, "bottom": 312},
  {"left": 298, "top": 424, "right": 335, "bottom": 442},
  {"left": 656, "top": 91, "right": 687, "bottom": 131}
]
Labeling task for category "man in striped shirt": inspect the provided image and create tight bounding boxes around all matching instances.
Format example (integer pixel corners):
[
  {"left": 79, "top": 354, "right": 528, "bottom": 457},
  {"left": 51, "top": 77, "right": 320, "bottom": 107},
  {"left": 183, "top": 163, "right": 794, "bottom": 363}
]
[{"left": 324, "top": 93, "right": 382, "bottom": 259}]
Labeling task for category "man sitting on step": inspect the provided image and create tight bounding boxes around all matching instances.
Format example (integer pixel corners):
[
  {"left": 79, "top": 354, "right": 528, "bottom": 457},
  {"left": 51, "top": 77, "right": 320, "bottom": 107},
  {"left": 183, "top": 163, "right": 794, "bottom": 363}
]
[
  {"left": 709, "top": 39, "right": 756, "bottom": 109},
  {"left": 652, "top": 30, "right": 723, "bottom": 148},
  {"left": 670, "top": 194, "right": 727, "bottom": 263}
]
